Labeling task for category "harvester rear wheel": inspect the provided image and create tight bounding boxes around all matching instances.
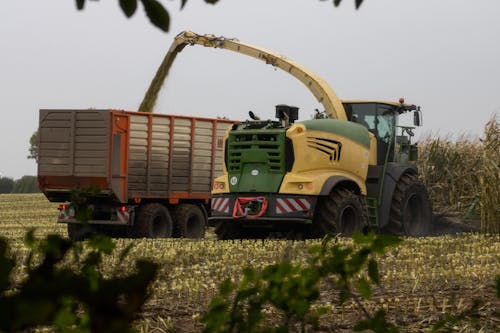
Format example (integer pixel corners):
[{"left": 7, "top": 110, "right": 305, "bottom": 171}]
[
  {"left": 133, "top": 203, "right": 173, "bottom": 238},
  {"left": 174, "top": 204, "right": 206, "bottom": 238},
  {"left": 388, "top": 173, "right": 432, "bottom": 236},
  {"left": 313, "top": 188, "right": 367, "bottom": 237}
]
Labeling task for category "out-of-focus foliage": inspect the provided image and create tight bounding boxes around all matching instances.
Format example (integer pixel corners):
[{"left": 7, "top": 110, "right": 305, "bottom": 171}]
[
  {"left": 0, "top": 232, "right": 158, "bottom": 332},
  {"left": 0, "top": 176, "right": 40, "bottom": 194},
  {"left": 12, "top": 175, "right": 40, "bottom": 193},
  {"left": 73, "top": 0, "right": 364, "bottom": 32},
  {"left": 202, "top": 233, "right": 402, "bottom": 332},
  {"left": 28, "top": 130, "right": 39, "bottom": 162},
  {"left": 0, "top": 176, "right": 14, "bottom": 194}
]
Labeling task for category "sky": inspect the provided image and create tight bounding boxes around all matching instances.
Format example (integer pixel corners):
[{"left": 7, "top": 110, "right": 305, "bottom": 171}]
[{"left": 1, "top": 0, "right": 499, "bottom": 179}]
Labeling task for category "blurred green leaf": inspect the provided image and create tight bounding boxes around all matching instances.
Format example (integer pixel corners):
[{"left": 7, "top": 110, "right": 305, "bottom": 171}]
[
  {"left": 219, "top": 279, "right": 234, "bottom": 296},
  {"left": 355, "top": 0, "right": 364, "bottom": 9},
  {"left": 88, "top": 234, "right": 115, "bottom": 254},
  {"left": 354, "top": 309, "right": 398, "bottom": 333},
  {"left": 120, "top": 0, "right": 138, "bottom": 17},
  {"left": 0, "top": 239, "right": 15, "bottom": 292},
  {"left": 372, "top": 235, "right": 402, "bottom": 254},
  {"left": 24, "top": 229, "right": 37, "bottom": 248},
  {"left": 356, "top": 278, "right": 372, "bottom": 299},
  {"left": 496, "top": 275, "right": 500, "bottom": 298},
  {"left": 75, "top": 0, "right": 85, "bottom": 10},
  {"left": 118, "top": 242, "right": 135, "bottom": 265},
  {"left": 352, "top": 231, "right": 375, "bottom": 244},
  {"left": 368, "top": 258, "right": 380, "bottom": 285},
  {"left": 141, "top": 0, "right": 170, "bottom": 32}
]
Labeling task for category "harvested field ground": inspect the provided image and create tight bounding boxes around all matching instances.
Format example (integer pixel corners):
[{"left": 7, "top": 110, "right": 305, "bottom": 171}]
[{"left": 0, "top": 194, "right": 498, "bottom": 332}]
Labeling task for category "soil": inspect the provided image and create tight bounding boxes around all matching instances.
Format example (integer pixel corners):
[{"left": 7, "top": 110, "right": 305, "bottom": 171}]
[
  {"left": 138, "top": 212, "right": 494, "bottom": 332},
  {"left": 430, "top": 213, "right": 480, "bottom": 236}
]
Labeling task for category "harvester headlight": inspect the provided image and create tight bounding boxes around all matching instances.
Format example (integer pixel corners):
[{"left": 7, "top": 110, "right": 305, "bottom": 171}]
[
  {"left": 297, "top": 183, "right": 313, "bottom": 191},
  {"left": 214, "top": 182, "right": 225, "bottom": 190}
]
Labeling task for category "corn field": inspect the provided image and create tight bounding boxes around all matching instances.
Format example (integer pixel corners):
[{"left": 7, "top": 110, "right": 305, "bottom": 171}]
[
  {"left": 0, "top": 193, "right": 499, "bottom": 332},
  {"left": 0, "top": 118, "right": 499, "bottom": 331},
  {"left": 418, "top": 115, "right": 499, "bottom": 233}
]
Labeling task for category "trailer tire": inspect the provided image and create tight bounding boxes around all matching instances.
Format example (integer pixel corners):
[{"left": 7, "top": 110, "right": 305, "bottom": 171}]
[
  {"left": 388, "top": 173, "right": 432, "bottom": 237},
  {"left": 214, "top": 221, "right": 242, "bottom": 240},
  {"left": 133, "top": 203, "right": 173, "bottom": 238},
  {"left": 313, "top": 188, "right": 367, "bottom": 237},
  {"left": 174, "top": 204, "right": 206, "bottom": 238},
  {"left": 67, "top": 223, "right": 94, "bottom": 241}
]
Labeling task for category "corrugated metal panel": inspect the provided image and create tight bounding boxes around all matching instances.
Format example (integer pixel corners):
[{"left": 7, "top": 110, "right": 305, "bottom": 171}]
[
  {"left": 127, "top": 115, "right": 148, "bottom": 194},
  {"left": 39, "top": 109, "right": 234, "bottom": 201},
  {"left": 189, "top": 119, "right": 213, "bottom": 192},
  {"left": 170, "top": 117, "right": 192, "bottom": 192},
  {"left": 147, "top": 116, "right": 170, "bottom": 196},
  {"left": 38, "top": 110, "right": 72, "bottom": 176},
  {"left": 38, "top": 110, "right": 110, "bottom": 177},
  {"left": 74, "top": 111, "right": 109, "bottom": 177}
]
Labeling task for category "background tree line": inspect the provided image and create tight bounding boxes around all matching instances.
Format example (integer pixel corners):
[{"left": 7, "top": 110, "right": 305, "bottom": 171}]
[{"left": 0, "top": 176, "right": 40, "bottom": 194}]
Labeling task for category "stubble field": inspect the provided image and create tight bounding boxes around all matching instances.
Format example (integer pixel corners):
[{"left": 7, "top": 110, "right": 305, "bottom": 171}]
[{"left": 0, "top": 193, "right": 498, "bottom": 332}]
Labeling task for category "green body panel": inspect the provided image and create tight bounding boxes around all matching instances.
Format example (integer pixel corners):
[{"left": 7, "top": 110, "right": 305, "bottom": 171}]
[
  {"left": 226, "top": 128, "right": 287, "bottom": 193},
  {"left": 301, "top": 119, "right": 370, "bottom": 149}
]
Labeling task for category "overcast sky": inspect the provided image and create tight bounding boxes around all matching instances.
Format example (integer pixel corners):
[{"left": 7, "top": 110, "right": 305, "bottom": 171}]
[{"left": 1, "top": 0, "right": 499, "bottom": 179}]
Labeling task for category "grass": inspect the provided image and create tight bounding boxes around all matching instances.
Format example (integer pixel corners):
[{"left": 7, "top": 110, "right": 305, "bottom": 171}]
[{"left": 0, "top": 193, "right": 498, "bottom": 332}]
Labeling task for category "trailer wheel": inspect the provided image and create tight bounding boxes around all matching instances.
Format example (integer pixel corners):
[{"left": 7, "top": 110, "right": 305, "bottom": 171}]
[
  {"left": 174, "top": 204, "right": 206, "bottom": 238},
  {"left": 133, "top": 203, "right": 173, "bottom": 238},
  {"left": 388, "top": 173, "right": 432, "bottom": 237},
  {"left": 313, "top": 188, "right": 367, "bottom": 237},
  {"left": 214, "top": 221, "right": 242, "bottom": 240},
  {"left": 67, "top": 223, "right": 94, "bottom": 241}
]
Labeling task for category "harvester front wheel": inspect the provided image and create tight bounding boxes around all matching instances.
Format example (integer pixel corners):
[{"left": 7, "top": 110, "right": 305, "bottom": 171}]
[
  {"left": 174, "top": 204, "right": 206, "bottom": 238},
  {"left": 214, "top": 221, "right": 243, "bottom": 240},
  {"left": 313, "top": 188, "right": 367, "bottom": 237},
  {"left": 133, "top": 203, "right": 173, "bottom": 238},
  {"left": 388, "top": 173, "right": 432, "bottom": 236}
]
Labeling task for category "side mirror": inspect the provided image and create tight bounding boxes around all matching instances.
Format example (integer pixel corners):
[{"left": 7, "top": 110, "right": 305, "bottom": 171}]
[{"left": 414, "top": 109, "right": 422, "bottom": 126}]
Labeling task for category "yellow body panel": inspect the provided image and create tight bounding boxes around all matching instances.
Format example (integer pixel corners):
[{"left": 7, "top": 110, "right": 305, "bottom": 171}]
[
  {"left": 279, "top": 169, "right": 367, "bottom": 196},
  {"left": 212, "top": 175, "right": 230, "bottom": 195},
  {"left": 368, "top": 132, "right": 377, "bottom": 165},
  {"left": 279, "top": 123, "right": 370, "bottom": 195}
]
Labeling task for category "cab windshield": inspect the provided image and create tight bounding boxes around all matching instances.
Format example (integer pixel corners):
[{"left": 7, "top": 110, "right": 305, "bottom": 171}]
[
  {"left": 342, "top": 103, "right": 396, "bottom": 144},
  {"left": 343, "top": 102, "right": 398, "bottom": 164}
]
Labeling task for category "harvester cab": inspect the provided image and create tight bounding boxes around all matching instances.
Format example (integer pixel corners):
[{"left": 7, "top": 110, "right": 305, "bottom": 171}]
[{"left": 342, "top": 99, "right": 423, "bottom": 165}]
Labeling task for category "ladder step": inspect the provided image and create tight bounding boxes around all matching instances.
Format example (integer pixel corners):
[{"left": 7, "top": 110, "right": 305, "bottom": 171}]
[{"left": 365, "top": 197, "right": 379, "bottom": 228}]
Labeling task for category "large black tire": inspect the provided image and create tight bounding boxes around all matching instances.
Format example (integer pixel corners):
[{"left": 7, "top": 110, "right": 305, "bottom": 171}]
[
  {"left": 214, "top": 221, "right": 243, "bottom": 240},
  {"left": 388, "top": 173, "right": 432, "bottom": 237},
  {"left": 67, "top": 223, "right": 94, "bottom": 241},
  {"left": 132, "top": 203, "right": 173, "bottom": 238},
  {"left": 174, "top": 204, "right": 206, "bottom": 238},
  {"left": 312, "top": 188, "right": 368, "bottom": 237}
]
